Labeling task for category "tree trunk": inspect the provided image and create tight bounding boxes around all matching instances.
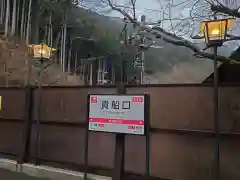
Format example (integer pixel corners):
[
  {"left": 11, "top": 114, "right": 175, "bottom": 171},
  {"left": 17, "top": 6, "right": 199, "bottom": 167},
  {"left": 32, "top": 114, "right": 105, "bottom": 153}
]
[
  {"left": 26, "top": 0, "right": 32, "bottom": 44},
  {"left": 16, "top": 0, "right": 21, "bottom": 36},
  {"left": 4, "top": 0, "right": 10, "bottom": 36},
  {"left": 20, "top": 0, "right": 26, "bottom": 37},
  {"left": 53, "top": 28, "right": 62, "bottom": 64},
  {"left": 44, "top": 22, "right": 48, "bottom": 41},
  {"left": 53, "top": 25, "right": 63, "bottom": 48},
  {"left": 11, "top": 0, "right": 17, "bottom": 36},
  {"left": 0, "top": 0, "right": 5, "bottom": 25},
  {"left": 60, "top": 8, "right": 67, "bottom": 72},
  {"left": 47, "top": 12, "right": 52, "bottom": 46},
  {"left": 50, "top": 17, "right": 53, "bottom": 47},
  {"left": 62, "top": 24, "right": 67, "bottom": 72},
  {"left": 74, "top": 52, "right": 77, "bottom": 75},
  {"left": 60, "top": 28, "right": 63, "bottom": 69},
  {"left": 67, "top": 37, "right": 72, "bottom": 73},
  {"left": 30, "top": 0, "right": 40, "bottom": 44}
]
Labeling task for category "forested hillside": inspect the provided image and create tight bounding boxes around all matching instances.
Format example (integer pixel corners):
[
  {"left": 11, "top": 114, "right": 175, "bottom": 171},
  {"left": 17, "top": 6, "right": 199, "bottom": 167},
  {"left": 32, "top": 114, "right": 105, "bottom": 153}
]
[
  {"left": 0, "top": 0, "right": 126, "bottom": 86},
  {"left": 1, "top": 0, "right": 239, "bottom": 85}
]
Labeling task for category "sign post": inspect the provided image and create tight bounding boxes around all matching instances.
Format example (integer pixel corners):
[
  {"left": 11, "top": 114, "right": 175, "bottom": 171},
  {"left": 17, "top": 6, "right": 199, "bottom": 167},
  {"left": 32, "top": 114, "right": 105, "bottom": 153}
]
[{"left": 84, "top": 85, "right": 150, "bottom": 180}]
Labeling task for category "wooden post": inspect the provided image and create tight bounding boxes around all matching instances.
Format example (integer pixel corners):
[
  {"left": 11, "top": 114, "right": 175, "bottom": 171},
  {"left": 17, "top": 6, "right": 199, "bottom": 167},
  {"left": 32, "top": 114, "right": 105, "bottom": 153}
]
[
  {"left": 113, "top": 83, "right": 125, "bottom": 180},
  {"left": 19, "top": 85, "right": 33, "bottom": 163}
]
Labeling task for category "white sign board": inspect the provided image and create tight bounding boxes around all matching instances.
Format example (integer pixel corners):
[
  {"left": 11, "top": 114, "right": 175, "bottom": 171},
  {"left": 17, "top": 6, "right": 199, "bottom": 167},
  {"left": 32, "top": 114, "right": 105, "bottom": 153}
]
[{"left": 88, "top": 95, "right": 146, "bottom": 135}]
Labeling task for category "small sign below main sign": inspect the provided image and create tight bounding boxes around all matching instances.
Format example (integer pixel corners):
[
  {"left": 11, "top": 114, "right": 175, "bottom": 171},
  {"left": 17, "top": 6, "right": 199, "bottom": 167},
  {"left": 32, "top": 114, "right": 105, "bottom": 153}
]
[{"left": 88, "top": 94, "right": 146, "bottom": 135}]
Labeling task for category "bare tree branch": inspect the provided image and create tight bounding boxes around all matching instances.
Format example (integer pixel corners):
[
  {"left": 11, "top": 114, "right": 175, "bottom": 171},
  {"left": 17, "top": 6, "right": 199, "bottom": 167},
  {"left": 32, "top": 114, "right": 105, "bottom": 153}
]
[
  {"left": 105, "top": 0, "right": 239, "bottom": 64},
  {"left": 211, "top": 4, "right": 240, "bottom": 18},
  {"left": 130, "top": 0, "right": 136, "bottom": 20}
]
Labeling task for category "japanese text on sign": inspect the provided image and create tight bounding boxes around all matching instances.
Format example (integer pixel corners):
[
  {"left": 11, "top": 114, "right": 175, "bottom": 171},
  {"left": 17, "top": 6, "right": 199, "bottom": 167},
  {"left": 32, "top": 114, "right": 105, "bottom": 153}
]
[{"left": 88, "top": 95, "right": 145, "bottom": 135}]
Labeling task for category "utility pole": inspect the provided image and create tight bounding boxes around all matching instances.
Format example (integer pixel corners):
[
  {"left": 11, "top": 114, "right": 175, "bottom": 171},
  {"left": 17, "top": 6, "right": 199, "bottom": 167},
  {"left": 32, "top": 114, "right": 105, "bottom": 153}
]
[
  {"left": 97, "top": 58, "right": 101, "bottom": 84},
  {"left": 88, "top": 54, "right": 93, "bottom": 85},
  {"left": 89, "top": 63, "right": 93, "bottom": 85},
  {"left": 140, "top": 15, "right": 146, "bottom": 84},
  {"left": 62, "top": 23, "right": 67, "bottom": 72},
  {"left": 74, "top": 52, "right": 77, "bottom": 76},
  {"left": 122, "top": 17, "right": 128, "bottom": 83}
]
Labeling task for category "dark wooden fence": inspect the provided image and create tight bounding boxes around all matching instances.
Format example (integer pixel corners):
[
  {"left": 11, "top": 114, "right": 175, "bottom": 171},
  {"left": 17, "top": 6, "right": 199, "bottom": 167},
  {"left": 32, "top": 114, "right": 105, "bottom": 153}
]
[{"left": 0, "top": 84, "right": 240, "bottom": 180}]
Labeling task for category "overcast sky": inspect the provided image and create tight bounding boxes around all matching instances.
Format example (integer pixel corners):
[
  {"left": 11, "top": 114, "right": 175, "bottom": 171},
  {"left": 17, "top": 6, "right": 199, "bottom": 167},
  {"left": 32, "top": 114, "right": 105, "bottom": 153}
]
[
  {"left": 82, "top": 0, "right": 240, "bottom": 56},
  {"left": 87, "top": 0, "right": 240, "bottom": 35}
]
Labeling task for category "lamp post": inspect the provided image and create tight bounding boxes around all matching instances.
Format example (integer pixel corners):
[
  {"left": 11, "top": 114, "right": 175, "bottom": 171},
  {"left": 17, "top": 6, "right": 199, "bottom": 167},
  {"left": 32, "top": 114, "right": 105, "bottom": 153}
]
[
  {"left": 28, "top": 43, "right": 56, "bottom": 165},
  {"left": 200, "top": 17, "right": 234, "bottom": 180}
]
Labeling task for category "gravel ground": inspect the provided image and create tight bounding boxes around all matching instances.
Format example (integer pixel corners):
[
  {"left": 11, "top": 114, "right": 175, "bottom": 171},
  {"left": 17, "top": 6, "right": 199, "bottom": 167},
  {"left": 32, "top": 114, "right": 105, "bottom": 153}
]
[{"left": 0, "top": 168, "right": 51, "bottom": 180}]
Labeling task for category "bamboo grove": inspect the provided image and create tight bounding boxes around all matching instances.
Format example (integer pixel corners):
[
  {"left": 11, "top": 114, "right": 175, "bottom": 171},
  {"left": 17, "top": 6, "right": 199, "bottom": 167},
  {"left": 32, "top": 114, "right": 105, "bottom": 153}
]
[
  {"left": 0, "top": 0, "right": 84, "bottom": 73},
  {"left": 0, "top": 0, "right": 145, "bottom": 85}
]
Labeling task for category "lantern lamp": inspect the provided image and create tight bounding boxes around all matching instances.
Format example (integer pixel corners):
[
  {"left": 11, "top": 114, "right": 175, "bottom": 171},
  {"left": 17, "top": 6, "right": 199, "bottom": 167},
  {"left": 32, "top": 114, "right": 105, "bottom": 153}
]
[
  {"left": 28, "top": 43, "right": 56, "bottom": 61},
  {"left": 200, "top": 18, "right": 235, "bottom": 47}
]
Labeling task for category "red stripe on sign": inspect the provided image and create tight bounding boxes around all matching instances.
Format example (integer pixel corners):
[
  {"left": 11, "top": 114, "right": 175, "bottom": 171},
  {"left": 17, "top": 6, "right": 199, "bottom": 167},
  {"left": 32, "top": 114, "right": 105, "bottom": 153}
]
[
  {"left": 132, "top": 97, "right": 143, "bottom": 103},
  {"left": 89, "top": 118, "right": 144, "bottom": 125}
]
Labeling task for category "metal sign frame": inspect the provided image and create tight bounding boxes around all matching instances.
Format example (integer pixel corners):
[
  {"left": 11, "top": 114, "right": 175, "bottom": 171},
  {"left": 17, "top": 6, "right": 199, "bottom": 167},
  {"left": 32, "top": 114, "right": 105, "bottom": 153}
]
[
  {"left": 87, "top": 94, "right": 149, "bottom": 136},
  {"left": 84, "top": 93, "right": 150, "bottom": 180}
]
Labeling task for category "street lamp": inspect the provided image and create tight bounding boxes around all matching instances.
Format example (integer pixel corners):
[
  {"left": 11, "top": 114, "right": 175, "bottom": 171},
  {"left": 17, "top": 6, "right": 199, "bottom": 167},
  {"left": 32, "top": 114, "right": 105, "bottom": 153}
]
[
  {"left": 199, "top": 17, "right": 234, "bottom": 180},
  {"left": 28, "top": 43, "right": 56, "bottom": 61},
  {"left": 28, "top": 43, "right": 56, "bottom": 165},
  {"left": 200, "top": 18, "right": 234, "bottom": 47}
]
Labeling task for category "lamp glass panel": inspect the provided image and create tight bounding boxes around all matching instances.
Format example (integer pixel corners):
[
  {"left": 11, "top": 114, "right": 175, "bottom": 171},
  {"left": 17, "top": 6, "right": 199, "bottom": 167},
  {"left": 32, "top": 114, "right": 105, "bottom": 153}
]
[
  {"left": 207, "top": 20, "right": 227, "bottom": 41},
  {"left": 200, "top": 21, "right": 206, "bottom": 37},
  {"left": 33, "top": 45, "right": 43, "bottom": 58},
  {"left": 200, "top": 18, "right": 235, "bottom": 37},
  {"left": 33, "top": 44, "right": 52, "bottom": 59}
]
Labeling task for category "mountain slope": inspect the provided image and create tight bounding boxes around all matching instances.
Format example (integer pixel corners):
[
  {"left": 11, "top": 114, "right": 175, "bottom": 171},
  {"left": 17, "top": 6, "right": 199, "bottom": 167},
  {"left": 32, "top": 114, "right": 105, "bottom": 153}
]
[{"left": 0, "top": 37, "right": 83, "bottom": 86}]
